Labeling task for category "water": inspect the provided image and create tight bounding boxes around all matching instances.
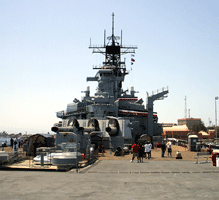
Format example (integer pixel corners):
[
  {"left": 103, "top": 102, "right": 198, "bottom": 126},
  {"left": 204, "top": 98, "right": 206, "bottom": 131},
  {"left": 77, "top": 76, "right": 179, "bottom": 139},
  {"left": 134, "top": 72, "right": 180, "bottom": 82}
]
[{"left": 0, "top": 137, "right": 11, "bottom": 146}]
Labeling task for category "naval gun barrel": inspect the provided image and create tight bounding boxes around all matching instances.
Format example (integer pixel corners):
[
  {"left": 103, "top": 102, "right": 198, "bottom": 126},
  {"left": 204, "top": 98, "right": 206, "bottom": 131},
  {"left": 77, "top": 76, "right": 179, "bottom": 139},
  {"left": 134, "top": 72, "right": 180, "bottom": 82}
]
[
  {"left": 51, "top": 126, "right": 97, "bottom": 133},
  {"left": 82, "top": 118, "right": 100, "bottom": 133},
  {"left": 82, "top": 127, "right": 96, "bottom": 133},
  {"left": 52, "top": 118, "right": 100, "bottom": 133},
  {"left": 51, "top": 126, "right": 75, "bottom": 133},
  {"left": 105, "top": 118, "right": 119, "bottom": 136},
  {"left": 105, "top": 127, "right": 118, "bottom": 135}
]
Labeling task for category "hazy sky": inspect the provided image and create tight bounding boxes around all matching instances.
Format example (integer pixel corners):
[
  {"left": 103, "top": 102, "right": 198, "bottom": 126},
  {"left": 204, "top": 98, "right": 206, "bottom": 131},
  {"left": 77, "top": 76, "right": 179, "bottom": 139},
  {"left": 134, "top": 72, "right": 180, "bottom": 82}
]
[{"left": 1, "top": 0, "right": 219, "bottom": 134}]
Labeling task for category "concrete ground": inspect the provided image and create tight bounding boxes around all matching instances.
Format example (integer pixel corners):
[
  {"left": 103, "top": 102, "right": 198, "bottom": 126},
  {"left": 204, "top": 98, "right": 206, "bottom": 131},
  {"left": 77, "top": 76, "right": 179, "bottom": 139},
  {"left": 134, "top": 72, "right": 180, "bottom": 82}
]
[{"left": 1, "top": 160, "right": 219, "bottom": 200}]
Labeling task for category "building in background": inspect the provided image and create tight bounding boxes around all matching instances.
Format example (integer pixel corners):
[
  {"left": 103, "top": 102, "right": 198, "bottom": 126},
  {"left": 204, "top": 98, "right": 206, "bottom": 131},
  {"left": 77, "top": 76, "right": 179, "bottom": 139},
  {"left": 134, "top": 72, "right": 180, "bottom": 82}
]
[
  {"left": 162, "top": 125, "right": 192, "bottom": 140},
  {"left": 197, "top": 130, "right": 215, "bottom": 140},
  {"left": 162, "top": 118, "right": 215, "bottom": 140},
  {"left": 178, "top": 118, "right": 201, "bottom": 130}
]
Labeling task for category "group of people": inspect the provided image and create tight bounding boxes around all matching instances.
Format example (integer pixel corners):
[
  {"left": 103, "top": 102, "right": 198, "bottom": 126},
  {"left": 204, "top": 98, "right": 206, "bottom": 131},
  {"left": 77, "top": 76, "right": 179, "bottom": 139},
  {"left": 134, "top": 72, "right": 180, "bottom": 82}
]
[
  {"left": 130, "top": 141, "right": 152, "bottom": 163},
  {"left": 161, "top": 140, "right": 172, "bottom": 158},
  {"left": 130, "top": 140, "right": 173, "bottom": 162},
  {"left": 10, "top": 137, "right": 23, "bottom": 151}
]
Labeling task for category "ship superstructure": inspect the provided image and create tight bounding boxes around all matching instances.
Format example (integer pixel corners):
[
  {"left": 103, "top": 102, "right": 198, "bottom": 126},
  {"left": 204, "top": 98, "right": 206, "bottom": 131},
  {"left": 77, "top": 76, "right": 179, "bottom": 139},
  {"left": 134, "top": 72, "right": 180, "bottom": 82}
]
[{"left": 52, "top": 13, "right": 169, "bottom": 151}]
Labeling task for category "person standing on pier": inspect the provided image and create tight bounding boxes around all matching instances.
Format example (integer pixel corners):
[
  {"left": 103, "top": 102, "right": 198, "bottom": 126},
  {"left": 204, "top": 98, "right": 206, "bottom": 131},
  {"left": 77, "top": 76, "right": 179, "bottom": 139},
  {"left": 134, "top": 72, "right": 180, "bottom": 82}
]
[
  {"left": 10, "top": 137, "right": 14, "bottom": 149},
  {"left": 130, "top": 142, "right": 140, "bottom": 162},
  {"left": 14, "top": 137, "right": 18, "bottom": 151},
  {"left": 138, "top": 145, "right": 144, "bottom": 162},
  {"left": 167, "top": 141, "right": 172, "bottom": 157},
  {"left": 161, "top": 140, "right": 166, "bottom": 158},
  {"left": 144, "top": 142, "right": 151, "bottom": 159}
]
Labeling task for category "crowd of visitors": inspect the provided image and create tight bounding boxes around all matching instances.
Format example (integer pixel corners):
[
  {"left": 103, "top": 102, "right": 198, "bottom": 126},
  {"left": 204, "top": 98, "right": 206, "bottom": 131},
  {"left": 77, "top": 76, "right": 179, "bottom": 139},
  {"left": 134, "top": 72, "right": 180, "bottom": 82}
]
[
  {"left": 130, "top": 141, "right": 152, "bottom": 163},
  {"left": 130, "top": 140, "right": 173, "bottom": 162},
  {"left": 10, "top": 137, "right": 23, "bottom": 151}
]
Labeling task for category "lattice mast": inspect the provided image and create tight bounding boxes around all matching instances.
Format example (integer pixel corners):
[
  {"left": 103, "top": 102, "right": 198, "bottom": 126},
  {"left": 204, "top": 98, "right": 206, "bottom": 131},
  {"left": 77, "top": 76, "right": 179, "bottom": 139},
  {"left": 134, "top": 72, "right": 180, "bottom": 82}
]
[{"left": 89, "top": 12, "right": 137, "bottom": 71}]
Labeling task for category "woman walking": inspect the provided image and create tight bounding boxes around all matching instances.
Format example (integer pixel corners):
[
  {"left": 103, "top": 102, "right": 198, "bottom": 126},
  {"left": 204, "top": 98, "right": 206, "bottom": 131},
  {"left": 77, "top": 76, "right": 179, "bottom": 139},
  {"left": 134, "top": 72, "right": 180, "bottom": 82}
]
[{"left": 138, "top": 145, "right": 144, "bottom": 163}]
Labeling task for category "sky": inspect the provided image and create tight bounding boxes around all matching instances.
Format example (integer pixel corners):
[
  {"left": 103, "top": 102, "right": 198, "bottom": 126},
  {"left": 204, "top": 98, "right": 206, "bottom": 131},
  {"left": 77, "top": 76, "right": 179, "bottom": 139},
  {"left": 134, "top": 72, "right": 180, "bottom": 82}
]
[{"left": 0, "top": 0, "right": 219, "bottom": 134}]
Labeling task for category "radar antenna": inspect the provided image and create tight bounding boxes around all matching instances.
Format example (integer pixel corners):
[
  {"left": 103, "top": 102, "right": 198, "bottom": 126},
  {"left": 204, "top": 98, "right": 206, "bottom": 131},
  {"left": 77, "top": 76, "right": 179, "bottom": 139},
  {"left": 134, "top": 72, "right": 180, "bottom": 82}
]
[{"left": 89, "top": 13, "right": 138, "bottom": 70}]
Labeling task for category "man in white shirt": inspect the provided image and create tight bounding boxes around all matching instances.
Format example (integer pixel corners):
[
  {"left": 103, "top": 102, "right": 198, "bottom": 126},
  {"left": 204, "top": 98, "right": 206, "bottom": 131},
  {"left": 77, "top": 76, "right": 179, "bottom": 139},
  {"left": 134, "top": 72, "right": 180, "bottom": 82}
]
[
  {"left": 167, "top": 141, "right": 172, "bottom": 157},
  {"left": 144, "top": 141, "right": 151, "bottom": 159}
]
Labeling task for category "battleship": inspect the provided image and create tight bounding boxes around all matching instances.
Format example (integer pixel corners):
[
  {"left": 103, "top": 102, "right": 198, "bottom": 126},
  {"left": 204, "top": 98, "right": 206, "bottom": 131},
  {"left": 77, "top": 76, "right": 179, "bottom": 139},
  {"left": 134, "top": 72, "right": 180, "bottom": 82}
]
[{"left": 51, "top": 13, "right": 169, "bottom": 153}]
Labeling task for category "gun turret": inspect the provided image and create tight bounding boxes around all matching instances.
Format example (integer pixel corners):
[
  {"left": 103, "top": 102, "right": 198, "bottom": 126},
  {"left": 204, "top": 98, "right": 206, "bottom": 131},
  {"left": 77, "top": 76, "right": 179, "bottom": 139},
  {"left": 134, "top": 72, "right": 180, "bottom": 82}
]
[
  {"left": 52, "top": 118, "right": 100, "bottom": 133},
  {"left": 83, "top": 118, "right": 100, "bottom": 133},
  {"left": 51, "top": 118, "right": 83, "bottom": 133}
]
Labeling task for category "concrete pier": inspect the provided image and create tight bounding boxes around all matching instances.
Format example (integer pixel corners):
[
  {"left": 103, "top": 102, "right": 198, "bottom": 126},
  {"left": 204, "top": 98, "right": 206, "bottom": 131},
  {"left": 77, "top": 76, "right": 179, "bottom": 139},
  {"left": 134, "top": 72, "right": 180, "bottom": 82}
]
[{"left": 0, "top": 160, "right": 219, "bottom": 199}]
